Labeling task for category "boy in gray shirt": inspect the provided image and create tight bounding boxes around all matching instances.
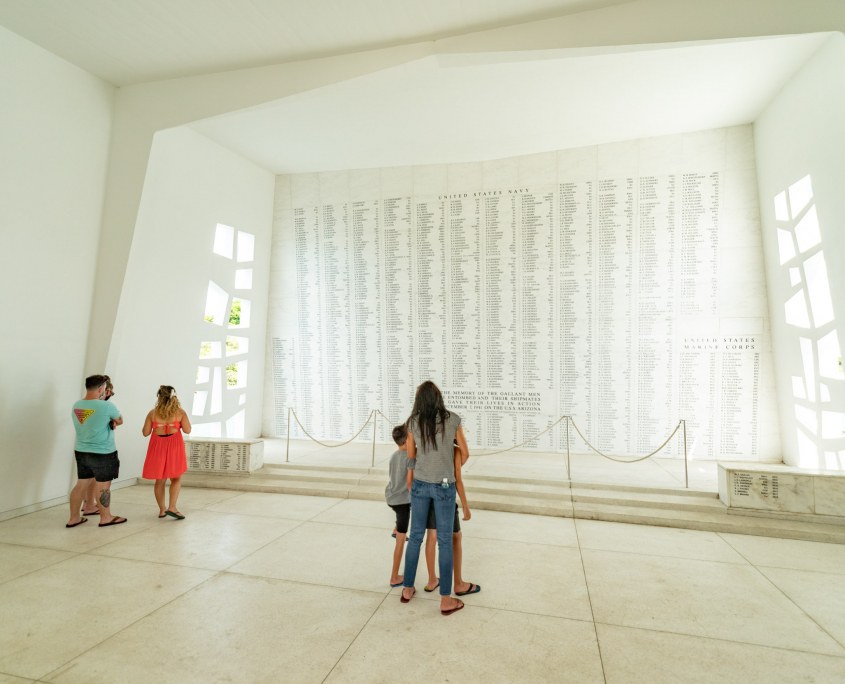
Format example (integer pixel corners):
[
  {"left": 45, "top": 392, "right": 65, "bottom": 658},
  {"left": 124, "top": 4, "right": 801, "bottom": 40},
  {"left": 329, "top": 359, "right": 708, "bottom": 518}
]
[{"left": 385, "top": 423, "right": 411, "bottom": 587}]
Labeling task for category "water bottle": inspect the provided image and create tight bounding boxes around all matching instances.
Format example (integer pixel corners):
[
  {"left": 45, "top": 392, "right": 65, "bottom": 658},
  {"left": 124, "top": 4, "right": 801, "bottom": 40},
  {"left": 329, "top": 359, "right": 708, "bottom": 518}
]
[{"left": 441, "top": 478, "right": 449, "bottom": 489}]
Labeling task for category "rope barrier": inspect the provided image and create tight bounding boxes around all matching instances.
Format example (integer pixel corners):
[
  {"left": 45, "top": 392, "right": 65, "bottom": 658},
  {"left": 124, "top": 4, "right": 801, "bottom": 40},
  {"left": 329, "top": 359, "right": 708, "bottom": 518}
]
[
  {"left": 376, "top": 409, "right": 399, "bottom": 427},
  {"left": 472, "top": 415, "right": 570, "bottom": 456},
  {"left": 284, "top": 407, "right": 688, "bottom": 486},
  {"left": 289, "top": 408, "right": 682, "bottom": 461},
  {"left": 568, "top": 417, "right": 683, "bottom": 464},
  {"left": 289, "top": 408, "right": 374, "bottom": 448}
]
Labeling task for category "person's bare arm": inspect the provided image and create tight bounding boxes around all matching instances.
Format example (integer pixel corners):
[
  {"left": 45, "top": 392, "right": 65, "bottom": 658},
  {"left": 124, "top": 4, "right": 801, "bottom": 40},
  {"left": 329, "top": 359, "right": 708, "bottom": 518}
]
[
  {"left": 407, "top": 431, "right": 416, "bottom": 459},
  {"left": 455, "top": 425, "right": 469, "bottom": 465},
  {"left": 180, "top": 409, "right": 192, "bottom": 434},
  {"left": 454, "top": 449, "right": 471, "bottom": 520},
  {"left": 141, "top": 411, "right": 152, "bottom": 437}
]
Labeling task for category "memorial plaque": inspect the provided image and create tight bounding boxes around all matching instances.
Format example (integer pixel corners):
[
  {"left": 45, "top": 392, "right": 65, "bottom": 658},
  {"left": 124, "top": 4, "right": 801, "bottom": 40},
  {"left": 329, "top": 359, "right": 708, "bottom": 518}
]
[
  {"left": 187, "top": 439, "right": 264, "bottom": 473},
  {"left": 266, "top": 129, "right": 778, "bottom": 459},
  {"left": 727, "top": 469, "right": 812, "bottom": 513},
  {"left": 719, "top": 463, "right": 845, "bottom": 517}
]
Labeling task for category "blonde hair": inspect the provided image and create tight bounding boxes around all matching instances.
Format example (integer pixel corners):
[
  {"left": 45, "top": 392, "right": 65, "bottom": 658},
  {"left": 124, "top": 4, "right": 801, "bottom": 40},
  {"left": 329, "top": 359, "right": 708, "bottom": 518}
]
[{"left": 154, "top": 385, "right": 182, "bottom": 422}]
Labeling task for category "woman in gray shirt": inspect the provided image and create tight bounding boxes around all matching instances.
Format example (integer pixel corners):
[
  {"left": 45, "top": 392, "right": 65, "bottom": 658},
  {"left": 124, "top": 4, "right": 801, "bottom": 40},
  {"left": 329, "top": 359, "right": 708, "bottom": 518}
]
[{"left": 401, "top": 380, "right": 469, "bottom": 615}]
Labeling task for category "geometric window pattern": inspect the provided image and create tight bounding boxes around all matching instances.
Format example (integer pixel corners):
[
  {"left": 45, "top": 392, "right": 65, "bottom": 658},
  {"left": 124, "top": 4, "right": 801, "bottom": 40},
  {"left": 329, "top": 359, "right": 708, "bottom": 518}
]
[
  {"left": 774, "top": 176, "right": 844, "bottom": 468},
  {"left": 191, "top": 223, "right": 255, "bottom": 438}
]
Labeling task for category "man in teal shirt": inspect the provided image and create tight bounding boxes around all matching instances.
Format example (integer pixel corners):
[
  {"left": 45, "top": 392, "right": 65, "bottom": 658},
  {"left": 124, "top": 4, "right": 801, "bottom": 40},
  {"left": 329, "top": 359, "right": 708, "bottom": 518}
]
[{"left": 67, "top": 375, "right": 127, "bottom": 528}]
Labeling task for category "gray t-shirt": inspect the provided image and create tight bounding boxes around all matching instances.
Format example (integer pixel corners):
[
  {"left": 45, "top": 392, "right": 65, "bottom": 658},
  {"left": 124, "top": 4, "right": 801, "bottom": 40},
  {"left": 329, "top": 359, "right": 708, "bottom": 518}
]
[
  {"left": 385, "top": 449, "right": 411, "bottom": 505},
  {"left": 408, "top": 412, "right": 461, "bottom": 484}
]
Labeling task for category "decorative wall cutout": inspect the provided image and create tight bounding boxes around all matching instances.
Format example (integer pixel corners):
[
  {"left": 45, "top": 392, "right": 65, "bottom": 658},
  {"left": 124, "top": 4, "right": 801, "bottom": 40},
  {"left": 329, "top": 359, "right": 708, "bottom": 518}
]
[
  {"left": 776, "top": 175, "right": 844, "bottom": 467},
  {"left": 191, "top": 224, "right": 256, "bottom": 437}
]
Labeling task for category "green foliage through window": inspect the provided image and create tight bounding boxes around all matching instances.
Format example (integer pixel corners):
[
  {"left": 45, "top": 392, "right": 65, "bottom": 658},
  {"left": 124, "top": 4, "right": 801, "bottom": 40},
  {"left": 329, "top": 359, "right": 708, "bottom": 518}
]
[
  {"left": 229, "top": 300, "right": 241, "bottom": 326},
  {"left": 226, "top": 363, "right": 238, "bottom": 387}
]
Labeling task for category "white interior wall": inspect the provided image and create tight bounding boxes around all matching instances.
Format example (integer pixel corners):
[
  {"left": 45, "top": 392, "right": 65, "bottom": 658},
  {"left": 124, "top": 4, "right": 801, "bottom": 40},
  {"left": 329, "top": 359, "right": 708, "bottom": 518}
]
[
  {"left": 754, "top": 33, "right": 845, "bottom": 468},
  {"left": 0, "top": 27, "right": 113, "bottom": 516},
  {"left": 106, "top": 127, "right": 274, "bottom": 477},
  {"left": 84, "top": 43, "right": 428, "bottom": 374}
]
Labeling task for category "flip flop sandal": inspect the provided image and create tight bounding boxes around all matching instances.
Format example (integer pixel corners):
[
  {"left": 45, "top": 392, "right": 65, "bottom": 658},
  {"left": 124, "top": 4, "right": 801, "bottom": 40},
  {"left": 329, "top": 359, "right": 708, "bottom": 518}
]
[
  {"left": 441, "top": 599, "right": 464, "bottom": 616},
  {"left": 99, "top": 517, "right": 127, "bottom": 527}
]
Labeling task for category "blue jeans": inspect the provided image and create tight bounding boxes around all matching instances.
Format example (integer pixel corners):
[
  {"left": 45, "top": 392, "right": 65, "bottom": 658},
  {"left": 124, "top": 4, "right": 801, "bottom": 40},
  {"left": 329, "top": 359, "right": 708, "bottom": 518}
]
[{"left": 403, "top": 479, "right": 456, "bottom": 596}]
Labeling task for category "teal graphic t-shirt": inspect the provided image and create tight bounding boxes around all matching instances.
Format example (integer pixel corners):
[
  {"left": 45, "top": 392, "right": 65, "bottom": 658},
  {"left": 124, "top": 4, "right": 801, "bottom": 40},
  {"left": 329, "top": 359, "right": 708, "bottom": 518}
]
[{"left": 72, "top": 400, "right": 121, "bottom": 453}]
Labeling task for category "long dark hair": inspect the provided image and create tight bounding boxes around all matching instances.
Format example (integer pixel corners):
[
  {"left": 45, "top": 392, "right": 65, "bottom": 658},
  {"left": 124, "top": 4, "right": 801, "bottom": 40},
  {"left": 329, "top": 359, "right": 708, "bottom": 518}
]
[{"left": 409, "top": 381, "right": 450, "bottom": 451}]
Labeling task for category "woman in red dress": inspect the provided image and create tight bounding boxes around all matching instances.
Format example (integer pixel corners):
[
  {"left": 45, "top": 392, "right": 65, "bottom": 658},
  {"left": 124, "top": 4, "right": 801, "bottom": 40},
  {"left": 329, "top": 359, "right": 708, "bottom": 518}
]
[{"left": 142, "top": 385, "right": 192, "bottom": 519}]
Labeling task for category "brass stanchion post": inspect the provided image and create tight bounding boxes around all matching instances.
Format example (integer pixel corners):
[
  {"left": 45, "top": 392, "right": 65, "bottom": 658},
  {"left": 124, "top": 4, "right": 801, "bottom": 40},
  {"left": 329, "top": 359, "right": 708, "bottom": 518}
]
[
  {"left": 682, "top": 419, "right": 689, "bottom": 489},
  {"left": 565, "top": 416, "right": 571, "bottom": 481},
  {"left": 286, "top": 408, "right": 291, "bottom": 463},
  {"left": 371, "top": 410, "right": 377, "bottom": 467}
]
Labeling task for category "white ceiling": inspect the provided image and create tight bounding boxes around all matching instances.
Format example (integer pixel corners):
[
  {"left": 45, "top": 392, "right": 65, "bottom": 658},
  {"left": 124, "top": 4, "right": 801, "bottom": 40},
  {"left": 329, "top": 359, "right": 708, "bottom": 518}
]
[
  {"left": 0, "top": 0, "right": 633, "bottom": 86},
  {"left": 0, "top": 1, "right": 830, "bottom": 173},
  {"left": 190, "top": 34, "right": 829, "bottom": 173}
]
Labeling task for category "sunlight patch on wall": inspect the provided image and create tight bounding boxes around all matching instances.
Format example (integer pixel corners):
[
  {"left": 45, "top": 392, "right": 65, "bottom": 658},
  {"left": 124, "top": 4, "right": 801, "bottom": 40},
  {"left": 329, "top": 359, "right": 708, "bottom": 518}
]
[
  {"left": 817, "top": 330, "right": 842, "bottom": 379},
  {"left": 777, "top": 228, "right": 796, "bottom": 264},
  {"left": 235, "top": 268, "right": 253, "bottom": 289},
  {"left": 213, "top": 223, "right": 235, "bottom": 259},
  {"left": 804, "top": 252, "right": 833, "bottom": 326},
  {"left": 774, "top": 174, "right": 844, "bottom": 468},
  {"left": 794, "top": 206, "right": 820, "bottom": 253},
  {"left": 204, "top": 281, "right": 228, "bottom": 325},
  {"left": 785, "top": 291, "right": 810, "bottom": 328}
]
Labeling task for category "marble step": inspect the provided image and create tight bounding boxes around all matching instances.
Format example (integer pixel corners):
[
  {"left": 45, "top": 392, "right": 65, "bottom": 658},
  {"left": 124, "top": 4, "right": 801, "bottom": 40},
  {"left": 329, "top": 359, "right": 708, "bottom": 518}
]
[
  {"left": 572, "top": 501, "right": 845, "bottom": 544},
  {"left": 179, "top": 467, "right": 845, "bottom": 543},
  {"left": 251, "top": 465, "right": 721, "bottom": 512},
  {"left": 258, "top": 465, "right": 707, "bottom": 497},
  {"left": 570, "top": 487, "right": 723, "bottom": 514},
  {"left": 183, "top": 473, "right": 382, "bottom": 499}
]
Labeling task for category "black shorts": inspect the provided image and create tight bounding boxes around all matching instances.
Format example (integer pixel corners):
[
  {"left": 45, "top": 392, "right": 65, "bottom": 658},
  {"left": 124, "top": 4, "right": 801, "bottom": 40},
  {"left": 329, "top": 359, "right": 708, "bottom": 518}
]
[
  {"left": 427, "top": 503, "right": 461, "bottom": 533},
  {"left": 74, "top": 451, "right": 120, "bottom": 483},
  {"left": 389, "top": 503, "right": 410, "bottom": 534}
]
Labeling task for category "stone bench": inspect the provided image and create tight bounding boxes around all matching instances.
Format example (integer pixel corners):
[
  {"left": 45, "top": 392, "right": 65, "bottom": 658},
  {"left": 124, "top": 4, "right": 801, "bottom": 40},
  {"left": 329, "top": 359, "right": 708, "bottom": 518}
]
[{"left": 718, "top": 462, "right": 845, "bottom": 520}]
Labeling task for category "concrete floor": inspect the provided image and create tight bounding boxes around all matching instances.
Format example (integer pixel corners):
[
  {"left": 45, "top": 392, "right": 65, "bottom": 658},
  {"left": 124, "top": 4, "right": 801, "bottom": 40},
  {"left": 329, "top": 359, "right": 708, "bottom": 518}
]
[{"left": 1, "top": 476, "right": 844, "bottom": 683}]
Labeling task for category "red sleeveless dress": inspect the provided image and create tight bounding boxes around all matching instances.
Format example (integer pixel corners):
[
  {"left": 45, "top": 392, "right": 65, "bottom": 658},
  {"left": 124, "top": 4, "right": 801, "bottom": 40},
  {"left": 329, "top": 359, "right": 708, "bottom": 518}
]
[{"left": 142, "top": 417, "right": 187, "bottom": 480}]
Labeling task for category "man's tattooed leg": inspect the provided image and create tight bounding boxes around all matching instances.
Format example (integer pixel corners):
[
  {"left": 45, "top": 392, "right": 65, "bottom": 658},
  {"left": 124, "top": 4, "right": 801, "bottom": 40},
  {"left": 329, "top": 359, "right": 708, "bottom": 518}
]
[{"left": 99, "top": 489, "right": 111, "bottom": 508}]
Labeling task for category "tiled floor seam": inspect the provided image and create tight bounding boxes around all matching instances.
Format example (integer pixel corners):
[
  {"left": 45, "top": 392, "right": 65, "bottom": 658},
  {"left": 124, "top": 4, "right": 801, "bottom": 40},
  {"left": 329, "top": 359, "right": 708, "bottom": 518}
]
[
  {"left": 320, "top": 590, "right": 394, "bottom": 683},
  {"left": 279, "top": 517, "right": 585, "bottom": 551},
  {"left": 39, "top": 571, "right": 224, "bottom": 683},
  {"left": 737, "top": 562, "right": 845, "bottom": 577},
  {"left": 218, "top": 571, "right": 400, "bottom": 597},
  {"left": 214, "top": 517, "right": 312, "bottom": 574},
  {"left": 573, "top": 519, "right": 609, "bottom": 683},
  {"left": 577, "top": 546, "right": 753, "bottom": 566},
  {"left": 80, "top": 549, "right": 241, "bottom": 573},
  {"left": 717, "top": 533, "right": 845, "bottom": 650},
  {"left": 593, "top": 619, "right": 845, "bottom": 659},
  {"left": 719, "top": 535, "right": 845, "bottom": 653},
  {"left": 0, "top": 548, "right": 86, "bottom": 587}
]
